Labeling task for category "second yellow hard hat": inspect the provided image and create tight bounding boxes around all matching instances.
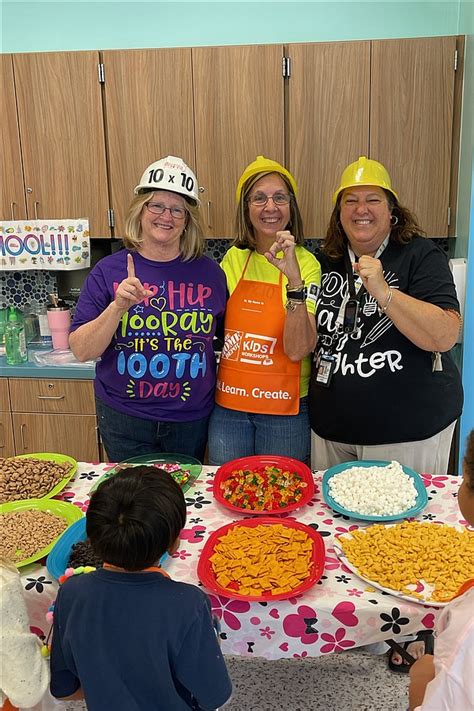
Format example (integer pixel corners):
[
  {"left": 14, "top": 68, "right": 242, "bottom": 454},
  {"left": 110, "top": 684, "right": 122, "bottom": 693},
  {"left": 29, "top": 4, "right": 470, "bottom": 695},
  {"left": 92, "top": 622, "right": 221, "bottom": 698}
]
[
  {"left": 333, "top": 156, "right": 398, "bottom": 204},
  {"left": 236, "top": 156, "right": 298, "bottom": 203}
]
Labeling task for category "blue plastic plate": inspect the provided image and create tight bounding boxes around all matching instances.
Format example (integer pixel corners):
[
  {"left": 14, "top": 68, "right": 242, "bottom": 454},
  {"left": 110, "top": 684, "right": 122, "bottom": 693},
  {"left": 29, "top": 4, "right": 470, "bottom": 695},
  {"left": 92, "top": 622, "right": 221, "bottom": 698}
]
[
  {"left": 322, "top": 460, "right": 428, "bottom": 522},
  {"left": 46, "top": 518, "right": 168, "bottom": 580}
]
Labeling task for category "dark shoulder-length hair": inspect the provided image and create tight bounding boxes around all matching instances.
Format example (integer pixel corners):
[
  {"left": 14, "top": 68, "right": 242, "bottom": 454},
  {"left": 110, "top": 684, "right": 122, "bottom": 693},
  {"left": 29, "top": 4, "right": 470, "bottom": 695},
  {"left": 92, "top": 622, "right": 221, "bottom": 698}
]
[
  {"left": 233, "top": 172, "right": 305, "bottom": 250},
  {"left": 323, "top": 189, "right": 426, "bottom": 260}
]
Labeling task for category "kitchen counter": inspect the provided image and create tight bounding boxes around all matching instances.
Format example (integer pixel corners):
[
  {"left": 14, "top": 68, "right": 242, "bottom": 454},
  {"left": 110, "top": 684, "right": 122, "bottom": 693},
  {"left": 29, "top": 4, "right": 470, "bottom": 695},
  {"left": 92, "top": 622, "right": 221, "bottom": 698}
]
[{"left": 0, "top": 349, "right": 95, "bottom": 380}]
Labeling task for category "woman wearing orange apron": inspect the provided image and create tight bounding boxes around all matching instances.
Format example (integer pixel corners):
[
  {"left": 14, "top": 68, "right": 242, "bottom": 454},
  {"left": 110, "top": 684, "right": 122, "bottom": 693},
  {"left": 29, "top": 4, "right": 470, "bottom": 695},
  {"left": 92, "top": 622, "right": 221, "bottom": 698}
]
[{"left": 208, "top": 157, "right": 321, "bottom": 465}]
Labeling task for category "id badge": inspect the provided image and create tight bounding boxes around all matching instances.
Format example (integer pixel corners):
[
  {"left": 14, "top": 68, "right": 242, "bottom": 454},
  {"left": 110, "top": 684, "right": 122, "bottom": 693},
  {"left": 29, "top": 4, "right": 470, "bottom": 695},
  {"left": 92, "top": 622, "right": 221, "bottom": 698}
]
[
  {"left": 316, "top": 353, "right": 336, "bottom": 387},
  {"left": 343, "top": 298, "right": 359, "bottom": 333}
]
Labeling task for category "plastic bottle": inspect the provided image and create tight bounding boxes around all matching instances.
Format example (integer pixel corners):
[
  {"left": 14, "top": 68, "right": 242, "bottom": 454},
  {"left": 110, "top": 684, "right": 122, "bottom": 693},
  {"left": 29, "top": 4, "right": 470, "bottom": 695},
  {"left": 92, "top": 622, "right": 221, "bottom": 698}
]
[
  {"left": 37, "top": 302, "right": 53, "bottom": 345},
  {"left": 5, "top": 307, "right": 28, "bottom": 365}
]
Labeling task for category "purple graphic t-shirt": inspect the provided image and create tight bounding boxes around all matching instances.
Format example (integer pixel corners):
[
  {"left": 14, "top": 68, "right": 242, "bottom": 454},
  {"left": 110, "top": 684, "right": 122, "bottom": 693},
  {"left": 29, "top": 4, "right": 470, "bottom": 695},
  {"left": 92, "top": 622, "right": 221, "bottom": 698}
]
[{"left": 71, "top": 250, "right": 227, "bottom": 422}]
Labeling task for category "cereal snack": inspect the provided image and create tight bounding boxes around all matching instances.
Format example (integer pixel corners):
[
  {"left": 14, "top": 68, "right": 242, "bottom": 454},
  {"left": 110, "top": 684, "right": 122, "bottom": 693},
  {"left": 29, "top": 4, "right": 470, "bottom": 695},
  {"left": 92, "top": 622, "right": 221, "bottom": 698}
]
[
  {"left": 0, "top": 455, "right": 74, "bottom": 503},
  {"left": 339, "top": 521, "right": 474, "bottom": 602},
  {"left": 0, "top": 509, "right": 68, "bottom": 561}
]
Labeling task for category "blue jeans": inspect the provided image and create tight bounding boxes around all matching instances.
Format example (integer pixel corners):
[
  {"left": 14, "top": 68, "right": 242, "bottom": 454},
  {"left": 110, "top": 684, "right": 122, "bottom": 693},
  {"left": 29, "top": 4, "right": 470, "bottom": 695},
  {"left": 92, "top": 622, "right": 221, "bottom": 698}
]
[
  {"left": 96, "top": 398, "right": 210, "bottom": 463},
  {"left": 207, "top": 398, "right": 310, "bottom": 466}
]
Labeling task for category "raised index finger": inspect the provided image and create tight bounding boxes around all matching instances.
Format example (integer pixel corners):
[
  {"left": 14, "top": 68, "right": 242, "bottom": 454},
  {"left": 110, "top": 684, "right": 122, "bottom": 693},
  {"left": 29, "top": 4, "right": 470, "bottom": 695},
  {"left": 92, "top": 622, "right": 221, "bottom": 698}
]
[{"left": 127, "top": 253, "right": 136, "bottom": 279}]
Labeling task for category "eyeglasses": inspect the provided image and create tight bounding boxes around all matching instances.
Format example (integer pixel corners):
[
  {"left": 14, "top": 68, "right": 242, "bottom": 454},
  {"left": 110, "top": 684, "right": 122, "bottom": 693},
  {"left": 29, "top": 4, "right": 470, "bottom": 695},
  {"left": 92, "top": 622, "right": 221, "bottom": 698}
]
[
  {"left": 145, "top": 201, "right": 187, "bottom": 220},
  {"left": 247, "top": 192, "right": 291, "bottom": 206}
]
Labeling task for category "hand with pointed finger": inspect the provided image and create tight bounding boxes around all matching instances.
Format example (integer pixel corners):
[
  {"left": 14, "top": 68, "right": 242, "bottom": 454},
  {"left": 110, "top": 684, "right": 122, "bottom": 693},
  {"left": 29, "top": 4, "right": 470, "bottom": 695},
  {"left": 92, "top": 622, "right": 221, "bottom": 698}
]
[
  {"left": 114, "top": 253, "right": 153, "bottom": 312},
  {"left": 353, "top": 255, "right": 389, "bottom": 304},
  {"left": 264, "top": 230, "right": 302, "bottom": 285}
]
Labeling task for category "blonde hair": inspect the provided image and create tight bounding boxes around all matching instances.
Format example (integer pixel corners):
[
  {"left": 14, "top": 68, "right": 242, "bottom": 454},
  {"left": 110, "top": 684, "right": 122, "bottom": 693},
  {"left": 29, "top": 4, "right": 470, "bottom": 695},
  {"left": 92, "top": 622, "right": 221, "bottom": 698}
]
[
  {"left": 233, "top": 172, "right": 305, "bottom": 250},
  {"left": 123, "top": 191, "right": 205, "bottom": 261}
]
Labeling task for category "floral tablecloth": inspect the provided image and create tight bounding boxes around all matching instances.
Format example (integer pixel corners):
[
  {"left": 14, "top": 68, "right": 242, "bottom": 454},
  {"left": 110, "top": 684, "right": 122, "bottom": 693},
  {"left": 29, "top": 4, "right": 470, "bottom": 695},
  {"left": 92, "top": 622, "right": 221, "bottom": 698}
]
[{"left": 20, "top": 464, "right": 467, "bottom": 660}]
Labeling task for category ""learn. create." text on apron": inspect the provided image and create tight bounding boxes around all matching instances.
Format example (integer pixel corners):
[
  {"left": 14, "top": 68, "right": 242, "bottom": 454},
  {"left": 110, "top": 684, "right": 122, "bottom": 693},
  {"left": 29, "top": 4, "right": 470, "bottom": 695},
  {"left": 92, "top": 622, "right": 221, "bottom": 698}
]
[{"left": 216, "top": 253, "right": 301, "bottom": 415}]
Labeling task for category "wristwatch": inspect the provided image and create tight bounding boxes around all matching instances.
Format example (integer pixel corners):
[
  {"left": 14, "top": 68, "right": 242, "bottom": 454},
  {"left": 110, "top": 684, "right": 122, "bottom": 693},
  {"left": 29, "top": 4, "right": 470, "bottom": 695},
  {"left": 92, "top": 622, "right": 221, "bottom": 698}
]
[{"left": 285, "top": 299, "right": 306, "bottom": 312}]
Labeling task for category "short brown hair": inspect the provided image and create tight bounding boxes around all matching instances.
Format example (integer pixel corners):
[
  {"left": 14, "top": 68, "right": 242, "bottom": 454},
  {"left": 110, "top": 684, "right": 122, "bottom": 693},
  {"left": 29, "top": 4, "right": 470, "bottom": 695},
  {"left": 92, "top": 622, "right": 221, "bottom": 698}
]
[
  {"left": 233, "top": 172, "right": 305, "bottom": 250},
  {"left": 323, "top": 189, "right": 426, "bottom": 260},
  {"left": 123, "top": 191, "right": 205, "bottom": 261}
]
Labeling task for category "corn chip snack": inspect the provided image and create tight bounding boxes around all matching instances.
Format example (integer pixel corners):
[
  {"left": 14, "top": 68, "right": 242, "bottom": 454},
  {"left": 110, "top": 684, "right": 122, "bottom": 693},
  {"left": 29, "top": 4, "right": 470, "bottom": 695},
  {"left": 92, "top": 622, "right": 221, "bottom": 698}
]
[
  {"left": 208, "top": 523, "right": 315, "bottom": 597},
  {"left": 339, "top": 521, "right": 474, "bottom": 602}
]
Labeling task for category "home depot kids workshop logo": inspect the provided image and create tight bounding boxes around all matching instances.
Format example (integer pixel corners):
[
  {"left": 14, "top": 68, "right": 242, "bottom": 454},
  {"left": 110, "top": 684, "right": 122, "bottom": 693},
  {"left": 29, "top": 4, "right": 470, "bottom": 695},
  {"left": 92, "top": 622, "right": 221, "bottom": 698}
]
[{"left": 222, "top": 330, "right": 277, "bottom": 366}]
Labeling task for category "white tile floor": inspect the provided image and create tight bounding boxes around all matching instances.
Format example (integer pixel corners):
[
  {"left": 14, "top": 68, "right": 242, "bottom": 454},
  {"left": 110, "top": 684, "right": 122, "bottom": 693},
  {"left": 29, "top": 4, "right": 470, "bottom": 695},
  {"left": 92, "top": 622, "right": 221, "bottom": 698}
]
[{"left": 64, "top": 649, "right": 409, "bottom": 711}]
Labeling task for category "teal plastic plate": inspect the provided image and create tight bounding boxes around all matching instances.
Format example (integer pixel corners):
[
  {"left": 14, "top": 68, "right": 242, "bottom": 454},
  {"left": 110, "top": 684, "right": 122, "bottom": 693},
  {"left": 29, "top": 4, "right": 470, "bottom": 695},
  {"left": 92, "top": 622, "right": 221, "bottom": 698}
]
[
  {"left": 322, "top": 460, "right": 428, "bottom": 522},
  {"left": 89, "top": 453, "right": 202, "bottom": 494},
  {"left": 46, "top": 518, "right": 168, "bottom": 580}
]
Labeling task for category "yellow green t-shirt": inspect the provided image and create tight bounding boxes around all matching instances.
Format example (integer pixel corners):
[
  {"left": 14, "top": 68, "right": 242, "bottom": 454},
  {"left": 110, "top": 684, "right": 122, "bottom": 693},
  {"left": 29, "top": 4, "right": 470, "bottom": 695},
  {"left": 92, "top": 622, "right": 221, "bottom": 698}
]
[{"left": 221, "top": 246, "right": 321, "bottom": 398}]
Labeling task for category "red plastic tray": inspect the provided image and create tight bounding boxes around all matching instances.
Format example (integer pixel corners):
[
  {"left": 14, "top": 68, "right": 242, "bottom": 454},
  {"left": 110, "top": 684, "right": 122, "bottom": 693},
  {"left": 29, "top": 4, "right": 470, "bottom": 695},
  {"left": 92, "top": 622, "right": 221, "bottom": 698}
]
[
  {"left": 213, "top": 455, "right": 315, "bottom": 515},
  {"left": 197, "top": 517, "right": 325, "bottom": 601}
]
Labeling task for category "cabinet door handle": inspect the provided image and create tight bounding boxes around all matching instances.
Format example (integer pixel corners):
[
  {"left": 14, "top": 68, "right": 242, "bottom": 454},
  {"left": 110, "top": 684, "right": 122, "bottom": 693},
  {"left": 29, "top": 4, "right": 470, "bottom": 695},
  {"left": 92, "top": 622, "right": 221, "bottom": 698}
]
[
  {"left": 37, "top": 395, "right": 65, "bottom": 400},
  {"left": 10, "top": 201, "right": 17, "bottom": 220},
  {"left": 34, "top": 201, "right": 40, "bottom": 220},
  {"left": 207, "top": 200, "right": 212, "bottom": 229},
  {"left": 0, "top": 422, "right": 5, "bottom": 449},
  {"left": 20, "top": 423, "right": 27, "bottom": 450}
]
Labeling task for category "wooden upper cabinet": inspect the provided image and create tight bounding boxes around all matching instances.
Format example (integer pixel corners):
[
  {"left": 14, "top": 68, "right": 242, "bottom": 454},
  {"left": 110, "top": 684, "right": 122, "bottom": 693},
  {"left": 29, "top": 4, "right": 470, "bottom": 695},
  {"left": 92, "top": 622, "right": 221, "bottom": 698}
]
[
  {"left": 287, "top": 42, "right": 370, "bottom": 238},
  {"left": 1, "top": 55, "right": 27, "bottom": 222},
  {"left": 193, "top": 45, "right": 285, "bottom": 237},
  {"left": 13, "top": 51, "right": 110, "bottom": 236},
  {"left": 103, "top": 49, "right": 195, "bottom": 237},
  {"left": 370, "top": 37, "right": 457, "bottom": 237}
]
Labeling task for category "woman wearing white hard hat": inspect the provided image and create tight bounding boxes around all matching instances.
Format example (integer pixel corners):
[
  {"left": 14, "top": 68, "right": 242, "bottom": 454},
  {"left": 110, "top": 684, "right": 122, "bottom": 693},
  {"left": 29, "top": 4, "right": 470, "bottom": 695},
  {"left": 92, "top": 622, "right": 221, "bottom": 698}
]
[
  {"left": 207, "top": 156, "right": 321, "bottom": 465},
  {"left": 310, "top": 156, "right": 463, "bottom": 479},
  {"left": 69, "top": 156, "right": 226, "bottom": 462}
]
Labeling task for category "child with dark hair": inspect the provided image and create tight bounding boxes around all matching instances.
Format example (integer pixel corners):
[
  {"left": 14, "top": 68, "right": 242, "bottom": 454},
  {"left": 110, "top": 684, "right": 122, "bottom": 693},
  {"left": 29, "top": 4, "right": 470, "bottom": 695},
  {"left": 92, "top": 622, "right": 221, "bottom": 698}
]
[
  {"left": 50, "top": 466, "right": 232, "bottom": 711},
  {"left": 409, "top": 430, "right": 474, "bottom": 710}
]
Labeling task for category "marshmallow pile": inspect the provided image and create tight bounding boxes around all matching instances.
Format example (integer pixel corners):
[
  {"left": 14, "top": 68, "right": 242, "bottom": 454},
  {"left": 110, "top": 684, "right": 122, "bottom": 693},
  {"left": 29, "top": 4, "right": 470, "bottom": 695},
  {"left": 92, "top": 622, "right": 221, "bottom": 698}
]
[{"left": 327, "top": 461, "right": 418, "bottom": 517}]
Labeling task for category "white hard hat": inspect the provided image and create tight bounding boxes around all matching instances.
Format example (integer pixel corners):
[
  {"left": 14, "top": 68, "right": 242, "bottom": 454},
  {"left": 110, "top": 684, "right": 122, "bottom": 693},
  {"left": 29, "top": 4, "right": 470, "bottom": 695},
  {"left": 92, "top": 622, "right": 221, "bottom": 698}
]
[{"left": 134, "top": 156, "right": 200, "bottom": 205}]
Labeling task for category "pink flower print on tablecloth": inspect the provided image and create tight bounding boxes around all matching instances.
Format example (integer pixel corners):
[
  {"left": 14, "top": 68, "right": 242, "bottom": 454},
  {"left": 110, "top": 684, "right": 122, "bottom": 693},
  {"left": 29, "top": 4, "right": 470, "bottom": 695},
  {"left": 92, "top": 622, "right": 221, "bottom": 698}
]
[
  {"left": 422, "top": 474, "right": 449, "bottom": 489},
  {"left": 282, "top": 605, "right": 319, "bottom": 644},
  {"left": 347, "top": 588, "right": 363, "bottom": 597},
  {"left": 209, "top": 594, "right": 251, "bottom": 630},
  {"left": 72, "top": 500, "right": 89, "bottom": 513},
  {"left": 324, "top": 551, "right": 341, "bottom": 571},
  {"left": 293, "top": 650, "right": 308, "bottom": 659},
  {"left": 172, "top": 549, "right": 192, "bottom": 561},
  {"left": 334, "top": 524, "right": 358, "bottom": 535},
  {"left": 259, "top": 626, "right": 275, "bottom": 640},
  {"left": 180, "top": 525, "right": 206, "bottom": 543},
  {"left": 320, "top": 627, "right": 355, "bottom": 653}
]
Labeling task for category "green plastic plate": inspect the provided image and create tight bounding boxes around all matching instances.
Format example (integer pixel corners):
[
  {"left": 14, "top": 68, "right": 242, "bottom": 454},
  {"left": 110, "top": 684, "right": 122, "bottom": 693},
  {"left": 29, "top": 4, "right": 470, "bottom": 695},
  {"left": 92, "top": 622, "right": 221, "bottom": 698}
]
[
  {"left": 90, "top": 453, "right": 202, "bottom": 494},
  {"left": 0, "top": 498, "right": 84, "bottom": 568},
  {"left": 10, "top": 452, "right": 77, "bottom": 500}
]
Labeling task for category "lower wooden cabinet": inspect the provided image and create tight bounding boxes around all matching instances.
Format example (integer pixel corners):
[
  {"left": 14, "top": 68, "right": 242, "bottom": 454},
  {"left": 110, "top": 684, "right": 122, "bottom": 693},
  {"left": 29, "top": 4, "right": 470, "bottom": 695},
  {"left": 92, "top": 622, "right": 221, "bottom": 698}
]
[
  {"left": 0, "top": 410, "right": 15, "bottom": 458},
  {"left": 11, "top": 412, "right": 99, "bottom": 461},
  {"left": 2, "top": 377, "right": 100, "bottom": 462}
]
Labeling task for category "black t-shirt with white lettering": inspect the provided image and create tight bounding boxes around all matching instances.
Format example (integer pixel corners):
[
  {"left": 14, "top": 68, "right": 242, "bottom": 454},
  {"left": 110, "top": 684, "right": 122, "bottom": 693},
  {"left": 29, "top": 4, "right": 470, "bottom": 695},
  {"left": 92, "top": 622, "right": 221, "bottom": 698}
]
[{"left": 309, "top": 237, "right": 463, "bottom": 445}]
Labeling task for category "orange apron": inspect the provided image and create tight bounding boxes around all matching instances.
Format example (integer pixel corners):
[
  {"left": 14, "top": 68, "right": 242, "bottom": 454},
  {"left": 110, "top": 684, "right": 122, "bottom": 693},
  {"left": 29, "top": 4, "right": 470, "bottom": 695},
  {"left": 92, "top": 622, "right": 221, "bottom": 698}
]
[{"left": 216, "top": 253, "right": 300, "bottom": 415}]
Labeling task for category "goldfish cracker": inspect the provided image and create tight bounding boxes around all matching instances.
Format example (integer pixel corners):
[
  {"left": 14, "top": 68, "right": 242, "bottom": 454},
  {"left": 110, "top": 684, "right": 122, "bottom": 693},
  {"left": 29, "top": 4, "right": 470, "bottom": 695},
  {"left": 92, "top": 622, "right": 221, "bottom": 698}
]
[{"left": 339, "top": 521, "right": 474, "bottom": 602}]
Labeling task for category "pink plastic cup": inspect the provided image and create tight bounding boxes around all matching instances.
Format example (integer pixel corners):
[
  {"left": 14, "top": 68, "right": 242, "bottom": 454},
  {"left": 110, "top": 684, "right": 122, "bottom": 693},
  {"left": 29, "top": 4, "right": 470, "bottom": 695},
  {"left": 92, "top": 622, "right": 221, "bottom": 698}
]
[{"left": 47, "top": 307, "right": 71, "bottom": 350}]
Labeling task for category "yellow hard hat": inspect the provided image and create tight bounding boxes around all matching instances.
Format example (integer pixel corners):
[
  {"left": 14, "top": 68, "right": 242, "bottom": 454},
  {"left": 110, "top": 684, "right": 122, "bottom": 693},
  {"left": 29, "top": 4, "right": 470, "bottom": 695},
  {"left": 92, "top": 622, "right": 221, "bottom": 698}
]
[
  {"left": 332, "top": 156, "right": 398, "bottom": 204},
  {"left": 236, "top": 155, "right": 298, "bottom": 203}
]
